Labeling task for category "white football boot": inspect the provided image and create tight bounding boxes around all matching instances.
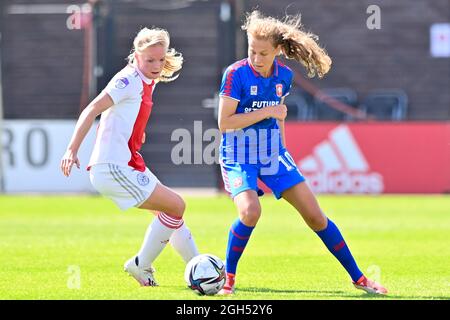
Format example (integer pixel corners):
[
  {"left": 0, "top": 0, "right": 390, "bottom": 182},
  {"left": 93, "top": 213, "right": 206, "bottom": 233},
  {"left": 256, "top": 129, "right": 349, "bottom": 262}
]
[{"left": 124, "top": 256, "right": 158, "bottom": 287}]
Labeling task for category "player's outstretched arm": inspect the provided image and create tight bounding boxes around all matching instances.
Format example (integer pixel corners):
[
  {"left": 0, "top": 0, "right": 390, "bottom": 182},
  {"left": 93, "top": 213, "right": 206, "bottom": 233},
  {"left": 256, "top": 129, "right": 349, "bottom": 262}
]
[
  {"left": 60, "top": 92, "right": 114, "bottom": 177},
  {"left": 278, "top": 119, "right": 286, "bottom": 148},
  {"left": 218, "top": 96, "right": 287, "bottom": 132},
  {"left": 277, "top": 96, "right": 287, "bottom": 148}
]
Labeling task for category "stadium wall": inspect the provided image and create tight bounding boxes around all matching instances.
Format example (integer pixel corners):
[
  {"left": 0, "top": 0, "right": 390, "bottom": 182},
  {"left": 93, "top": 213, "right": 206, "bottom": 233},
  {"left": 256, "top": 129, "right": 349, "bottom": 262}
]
[
  {"left": 1, "top": 0, "right": 449, "bottom": 192},
  {"left": 245, "top": 0, "right": 450, "bottom": 120},
  {"left": 0, "top": 0, "right": 225, "bottom": 189}
]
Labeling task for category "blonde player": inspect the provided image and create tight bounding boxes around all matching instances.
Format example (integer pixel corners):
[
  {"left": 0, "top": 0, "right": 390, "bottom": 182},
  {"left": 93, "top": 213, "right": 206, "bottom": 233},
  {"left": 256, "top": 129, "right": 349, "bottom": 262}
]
[{"left": 61, "top": 27, "right": 199, "bottom": 286}]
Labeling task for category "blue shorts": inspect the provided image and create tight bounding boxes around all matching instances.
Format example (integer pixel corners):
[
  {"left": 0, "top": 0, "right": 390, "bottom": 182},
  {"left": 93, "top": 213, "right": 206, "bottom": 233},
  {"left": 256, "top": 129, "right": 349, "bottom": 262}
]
[{"left": 220, "top": 150, "right": 306, "bottom": 199}]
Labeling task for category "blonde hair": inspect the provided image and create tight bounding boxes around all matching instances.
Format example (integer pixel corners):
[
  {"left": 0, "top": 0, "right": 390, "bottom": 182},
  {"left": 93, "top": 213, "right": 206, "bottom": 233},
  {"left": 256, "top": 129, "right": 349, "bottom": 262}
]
[
  {"left": 127, "top": 27, "right": 183, "bottom": 82},
  {"left": 242, "top": 11, "right": 332, "bottom": 78}
]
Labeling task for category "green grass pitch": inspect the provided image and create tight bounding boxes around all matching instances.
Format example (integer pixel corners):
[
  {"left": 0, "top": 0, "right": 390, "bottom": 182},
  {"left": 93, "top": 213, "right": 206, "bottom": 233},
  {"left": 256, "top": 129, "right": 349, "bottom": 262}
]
[{"left": 0, "top": 194, "right": 449, "bottom": 300}]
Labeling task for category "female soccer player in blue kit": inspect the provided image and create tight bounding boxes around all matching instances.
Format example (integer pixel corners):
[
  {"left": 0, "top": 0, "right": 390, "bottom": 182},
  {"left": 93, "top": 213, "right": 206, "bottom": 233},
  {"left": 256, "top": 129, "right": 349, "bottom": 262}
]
[{"left": 218, "top": 11, "right": 387, "bottom": 295}]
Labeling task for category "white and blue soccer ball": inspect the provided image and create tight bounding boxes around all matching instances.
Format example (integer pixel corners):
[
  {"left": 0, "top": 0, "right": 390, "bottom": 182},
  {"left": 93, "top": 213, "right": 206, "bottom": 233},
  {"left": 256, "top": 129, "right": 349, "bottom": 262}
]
[{"left": 184, "top": 254, "right": 226, "bottom": 295}]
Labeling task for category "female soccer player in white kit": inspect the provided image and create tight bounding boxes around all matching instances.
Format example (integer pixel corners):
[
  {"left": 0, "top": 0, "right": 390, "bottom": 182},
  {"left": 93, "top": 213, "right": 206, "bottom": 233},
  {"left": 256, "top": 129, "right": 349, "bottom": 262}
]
[{"left": 60, "top": 27, "right": 199, "bottom": 286}]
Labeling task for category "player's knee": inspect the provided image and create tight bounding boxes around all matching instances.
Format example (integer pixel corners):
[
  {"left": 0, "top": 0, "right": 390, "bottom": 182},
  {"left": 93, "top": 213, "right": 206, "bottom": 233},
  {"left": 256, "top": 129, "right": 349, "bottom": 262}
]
[
  {"left": 239, "top": 202, "right": 261, "bottom": 225},
  {"left": 177, "top": 197, "right": 186, "bottom": 217},
  {"left": 305, "top": 213, "right": 327, "bottom": 231},
  {"left": 171, "top": 195, "right": 186, "bottom": 218}
]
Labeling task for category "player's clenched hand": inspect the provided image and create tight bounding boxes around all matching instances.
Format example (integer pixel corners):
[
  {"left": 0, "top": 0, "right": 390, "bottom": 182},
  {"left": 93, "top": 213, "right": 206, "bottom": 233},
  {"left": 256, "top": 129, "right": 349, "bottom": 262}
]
[
  {"left": 60, "top": 150, "right": 80, "bottom": 177},
  {"left": 269, "top": 104, "right": 287, "bottom": 121}
]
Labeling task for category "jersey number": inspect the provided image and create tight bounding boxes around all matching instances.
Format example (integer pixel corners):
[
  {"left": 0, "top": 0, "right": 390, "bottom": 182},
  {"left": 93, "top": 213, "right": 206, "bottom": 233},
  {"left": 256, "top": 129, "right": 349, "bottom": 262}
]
[{"left": 279, "top": 151, "right": 297, "bottom": 171}]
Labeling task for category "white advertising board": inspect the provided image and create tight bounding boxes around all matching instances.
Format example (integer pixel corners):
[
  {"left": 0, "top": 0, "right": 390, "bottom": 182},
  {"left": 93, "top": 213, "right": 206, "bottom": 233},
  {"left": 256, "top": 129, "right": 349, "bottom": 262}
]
[{"left": 1, "top": 120, "right": 97, "bottom": 192}]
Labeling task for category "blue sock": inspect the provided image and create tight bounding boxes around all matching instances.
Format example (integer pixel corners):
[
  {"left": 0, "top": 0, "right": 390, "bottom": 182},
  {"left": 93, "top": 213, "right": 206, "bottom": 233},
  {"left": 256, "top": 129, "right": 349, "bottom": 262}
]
[
  {"left": 315, "top": 219, "right": 363, "bottom": 282},
  {"left": 225, "top": 219, "right": 255, "bottom": 275}
]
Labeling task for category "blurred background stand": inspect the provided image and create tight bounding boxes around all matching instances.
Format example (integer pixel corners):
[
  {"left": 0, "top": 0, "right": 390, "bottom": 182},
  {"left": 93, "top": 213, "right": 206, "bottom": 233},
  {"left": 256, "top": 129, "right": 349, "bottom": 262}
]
[{"left": 359, "top": 89, "right": 408, "bottom": 121}]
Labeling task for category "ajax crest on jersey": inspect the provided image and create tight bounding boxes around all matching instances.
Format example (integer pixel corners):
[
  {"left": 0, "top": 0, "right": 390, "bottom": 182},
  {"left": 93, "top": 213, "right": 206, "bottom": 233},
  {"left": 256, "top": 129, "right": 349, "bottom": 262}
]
[
  {"left": 136, "top": 173, "right": 150, "bottom": 186},
  {"left": 184, "top": 254, "right": 226, "bottom": 295},
  {"left": 276, "top": 84, "right": 283, "bottom": 97}
]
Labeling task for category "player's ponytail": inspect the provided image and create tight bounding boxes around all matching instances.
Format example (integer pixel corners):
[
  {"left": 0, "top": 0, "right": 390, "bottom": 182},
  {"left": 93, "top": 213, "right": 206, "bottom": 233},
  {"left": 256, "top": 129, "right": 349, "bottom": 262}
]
[
  {"left": 127, "top": 27, "right": 183, "bottom": 82},
  {"left": 242, "top": 10, "right": 332, "bottom": 78}
]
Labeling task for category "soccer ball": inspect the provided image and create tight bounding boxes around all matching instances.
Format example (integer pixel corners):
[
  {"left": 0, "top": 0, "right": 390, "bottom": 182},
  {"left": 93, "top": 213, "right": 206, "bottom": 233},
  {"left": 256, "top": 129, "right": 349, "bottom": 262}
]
[{"left": 184, "top": 254, "right": 226, "bottom": 295}]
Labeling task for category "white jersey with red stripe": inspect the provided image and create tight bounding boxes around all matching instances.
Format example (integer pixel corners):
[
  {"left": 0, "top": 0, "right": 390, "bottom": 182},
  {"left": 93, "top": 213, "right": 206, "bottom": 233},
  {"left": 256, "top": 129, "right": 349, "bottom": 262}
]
[{"left": 88, "top": 64, "right": 155, "bottom": 172}]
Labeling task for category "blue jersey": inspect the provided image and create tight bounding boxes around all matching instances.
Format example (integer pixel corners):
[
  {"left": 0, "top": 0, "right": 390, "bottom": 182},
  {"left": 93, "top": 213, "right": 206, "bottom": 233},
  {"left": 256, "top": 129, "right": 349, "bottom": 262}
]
[{"left": 219, "top": 58, "right": 293, "bottom": 164}]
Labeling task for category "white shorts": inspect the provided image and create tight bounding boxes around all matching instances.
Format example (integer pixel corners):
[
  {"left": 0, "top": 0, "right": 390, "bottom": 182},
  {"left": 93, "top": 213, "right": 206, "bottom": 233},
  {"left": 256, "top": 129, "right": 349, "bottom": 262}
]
[{"left": 89, "top": 163, "right": 159, "bottom": 210}]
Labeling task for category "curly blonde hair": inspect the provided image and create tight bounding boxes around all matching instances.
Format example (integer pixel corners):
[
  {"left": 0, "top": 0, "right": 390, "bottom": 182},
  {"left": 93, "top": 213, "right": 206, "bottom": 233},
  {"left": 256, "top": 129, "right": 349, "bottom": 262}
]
[
  {"left": 242, "top": 10, "right": 332, "bottom": 78},
  {"left": 127, "top": 27, "right": 183, "bottom": 82}
]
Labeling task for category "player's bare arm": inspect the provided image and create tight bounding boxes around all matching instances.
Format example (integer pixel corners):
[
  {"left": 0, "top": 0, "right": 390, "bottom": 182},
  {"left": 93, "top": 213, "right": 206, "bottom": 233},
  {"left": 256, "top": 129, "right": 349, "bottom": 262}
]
[
  {"left": 277, "top": 119, "right": 286, "bottom": 148},
  {"left": 60, "top": 92, "right": 114, "bottom": 177},
  {"left": 277, "top": 95, "right": 287, "bottom": 148}
]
